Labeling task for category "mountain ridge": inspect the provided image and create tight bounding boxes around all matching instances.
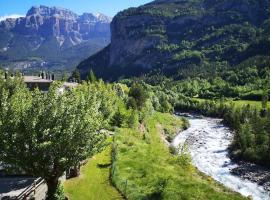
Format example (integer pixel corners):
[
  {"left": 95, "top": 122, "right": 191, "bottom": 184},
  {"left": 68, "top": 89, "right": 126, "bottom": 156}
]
[
  {"left": 0, "top": 5, "right": 111, "bottom": 72},
  {"left": 77, "top": 0, "right": 270, "bottom": 81}
]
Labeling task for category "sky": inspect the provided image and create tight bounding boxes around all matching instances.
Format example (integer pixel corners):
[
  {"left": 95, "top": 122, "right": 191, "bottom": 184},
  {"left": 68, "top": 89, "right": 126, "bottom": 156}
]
[{"left": 0, "top": 0, "right": 152, "bottom": 20}]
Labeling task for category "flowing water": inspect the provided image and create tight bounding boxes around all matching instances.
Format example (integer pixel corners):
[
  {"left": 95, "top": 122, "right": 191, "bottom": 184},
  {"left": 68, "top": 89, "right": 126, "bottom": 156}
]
[{"left": 172, "top": 114, "right": 270, "bottom": 200}]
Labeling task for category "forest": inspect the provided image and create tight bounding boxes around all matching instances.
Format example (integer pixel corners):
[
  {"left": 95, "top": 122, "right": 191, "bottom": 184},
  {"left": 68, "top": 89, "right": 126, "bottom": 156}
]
[{"left": 119, "top": 60, "right": 270, "bottom": 167}]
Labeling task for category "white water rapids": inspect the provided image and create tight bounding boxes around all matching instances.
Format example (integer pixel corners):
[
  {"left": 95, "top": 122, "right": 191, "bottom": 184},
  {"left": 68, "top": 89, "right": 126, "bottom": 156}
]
[{"left": 172, "top": 114, "right": 270, "bottom": 200}]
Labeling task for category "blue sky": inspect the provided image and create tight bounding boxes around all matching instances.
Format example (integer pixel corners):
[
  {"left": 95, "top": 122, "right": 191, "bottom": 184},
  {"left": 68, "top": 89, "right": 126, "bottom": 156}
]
[{"left": 0, "top": 0, "right": 152, "bottom": 18}]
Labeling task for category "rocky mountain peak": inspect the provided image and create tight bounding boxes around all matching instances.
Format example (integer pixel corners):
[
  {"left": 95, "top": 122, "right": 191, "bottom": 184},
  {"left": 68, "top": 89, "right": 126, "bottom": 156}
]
[
  {"left": 0, "top": 5, "right": 111, "bottom": 40},
  {"left": 0, "top": 6, "right": 111, "bottom": 72},
  {"left": 94, "top": 13, "right": 112, "bottom": 23},
  {"left": 26, "top": 5, "right": 78, "bottom": 20}
]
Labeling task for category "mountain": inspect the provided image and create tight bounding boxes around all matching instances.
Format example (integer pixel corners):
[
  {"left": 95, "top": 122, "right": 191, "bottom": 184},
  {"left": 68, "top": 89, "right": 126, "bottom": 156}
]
[
  {"left": 0, "top": 5, "right": 111, "bottom": 72},
  {"left": 77, "top": 0, "right": 270, "bottom": 81}
]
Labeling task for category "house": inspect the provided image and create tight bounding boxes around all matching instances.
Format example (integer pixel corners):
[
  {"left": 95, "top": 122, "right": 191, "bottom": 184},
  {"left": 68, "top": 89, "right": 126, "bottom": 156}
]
[
  {"left": 4, "top": 71, "right": 78, "bottom": 91},
  {"left": 24, "top": 75, "right": 54, "bottom": 91}
]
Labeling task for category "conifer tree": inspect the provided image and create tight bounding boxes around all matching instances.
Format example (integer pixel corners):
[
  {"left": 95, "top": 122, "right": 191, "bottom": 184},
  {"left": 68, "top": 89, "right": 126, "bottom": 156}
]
[{"left": 87, "top": 69, "right": 97, "bottom": 83}]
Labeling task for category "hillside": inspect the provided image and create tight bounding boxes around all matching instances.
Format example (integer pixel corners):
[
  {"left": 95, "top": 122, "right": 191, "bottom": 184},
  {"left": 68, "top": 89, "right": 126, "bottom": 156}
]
[
  {"left": 77, "top": 0, "right": 270, "bottom": 81},
  {"left": 0, "top": 5, "right": 111, "bottom": 72}
]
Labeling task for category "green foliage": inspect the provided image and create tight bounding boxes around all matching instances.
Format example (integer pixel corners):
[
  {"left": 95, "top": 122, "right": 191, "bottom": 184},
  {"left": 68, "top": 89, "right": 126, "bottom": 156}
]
[
  {"left": 55, "top": 184, "right": 66, "bottom": 200},
  {"left": 71, "top": 69, "right": 81, "bottom": 83},
  {"left": 87, "top": 69, "right": 97, "bottom": 83},
  {"left": 111, "top": 109, "right": 125, "bottom": 127},
  {"left": 0, "top": 77, "right": 118, "bottom": 199},
  {"left": 177, "top": 145, "right": 192, "bottom": 169},
  {"left": 262, "top": 90, "right": 269, "bottom": 110},
  {"left": 168, "top": 145, "right": 178, "bottom": 155},
  {"left": 61, "top": 71, "right": 68, "bottom": 81},
  {"left": 172, "top": 50, "right": 203, "bottom": 62},
  {"left": 175, "top": 97, "right": 270, "bottom": 166},
  {"left": 95, "top": 81, "right": 119, "bottom": 128},
  {"left": 127, "top": 110, "right": 139, "bottom": 128},
  {"left": 110, "top": 99, "right": 139, "bottom": 129},
  {"left": 159, "top": 94, "right": 173, "bottom": 113},
  {"left": 111, "top": 112, "right": 245, "bottom": 200},
  {"left": 128, "top": 83, "right": 149, "bottom": 110},
  {"left": 156, "top": 43, "right": 180, "bottom": 52},
  {"left": 78, "top": 0, "right": 270, "bottom": 81}
]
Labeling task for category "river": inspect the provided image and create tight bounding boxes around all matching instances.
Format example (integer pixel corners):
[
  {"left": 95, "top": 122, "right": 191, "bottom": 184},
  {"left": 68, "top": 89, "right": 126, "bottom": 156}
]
[{"left": 172, "top": 114, "right": 270, "bottom": 200}]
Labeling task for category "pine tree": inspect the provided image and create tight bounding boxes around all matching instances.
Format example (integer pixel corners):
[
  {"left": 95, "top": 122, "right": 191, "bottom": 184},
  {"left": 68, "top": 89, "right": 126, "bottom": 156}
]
[
  {"left": 261, "top": 89, "right": 268, "bottom": 117},
  {"left": 71, "top": 69, "right": 81, "bottom": 83},
  {"left": 87, "top": 69, "right": 97, "bottom": 83},
  {"left": 61, "top": 71, "right": 68, "bottom": 81}
]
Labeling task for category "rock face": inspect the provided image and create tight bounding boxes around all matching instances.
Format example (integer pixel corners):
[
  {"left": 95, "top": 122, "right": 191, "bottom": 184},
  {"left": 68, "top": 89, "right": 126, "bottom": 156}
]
[
  {"left": 77, "top": 0, "right": 270, "bottom": 80},
  {"left": 0, "top": 5, "right": 111, "bottom": 72}
]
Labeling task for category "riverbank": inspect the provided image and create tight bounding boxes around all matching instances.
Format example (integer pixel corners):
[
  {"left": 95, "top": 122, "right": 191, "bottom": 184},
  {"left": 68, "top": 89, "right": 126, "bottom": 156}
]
[
  {"left": 112, "top": 112, "right": 245, "bottom": 200},
  {"left": 231, "top": 161, "right": 270, "bottom": 193},
  {"left": 176, "top": 97, "right": 270, "bottom": 169},
  {"left": 173, "top": 113, "right": 270, "bottom": 199}
]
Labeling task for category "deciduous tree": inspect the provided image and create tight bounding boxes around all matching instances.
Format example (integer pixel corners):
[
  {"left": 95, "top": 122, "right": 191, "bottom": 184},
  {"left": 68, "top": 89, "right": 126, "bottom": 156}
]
[{"left": 0, "top": 80, "right": 109, "bottom": 199}]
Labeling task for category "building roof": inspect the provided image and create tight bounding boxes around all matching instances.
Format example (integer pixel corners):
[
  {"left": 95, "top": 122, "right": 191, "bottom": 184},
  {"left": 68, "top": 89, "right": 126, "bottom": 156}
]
[{"left": 24, "top": 76, "right": 53, "bottom": 83}]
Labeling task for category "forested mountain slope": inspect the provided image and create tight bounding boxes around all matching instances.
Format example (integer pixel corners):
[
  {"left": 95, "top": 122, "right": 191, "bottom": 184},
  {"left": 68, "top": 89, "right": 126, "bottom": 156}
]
[{"left": 78, "top": 0, "right": 270, "bottom": 81}]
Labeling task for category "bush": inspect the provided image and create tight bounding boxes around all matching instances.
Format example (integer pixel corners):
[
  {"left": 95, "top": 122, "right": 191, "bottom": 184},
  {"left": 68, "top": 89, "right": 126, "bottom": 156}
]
[
  {"left": 169, "top": 145, "right": 178, "bottom": 155},
  {"left": 55, "top": 183, "right": 66, "bottom": 200},
  {"left": 128, "top": 83, "right": 149, "bottom": 110}
]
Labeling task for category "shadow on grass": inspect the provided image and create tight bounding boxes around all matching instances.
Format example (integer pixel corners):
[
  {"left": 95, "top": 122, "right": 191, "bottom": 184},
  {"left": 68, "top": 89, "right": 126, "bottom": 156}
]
[{"left": 97, "top": 163, "right": 111, "bottom": 168}]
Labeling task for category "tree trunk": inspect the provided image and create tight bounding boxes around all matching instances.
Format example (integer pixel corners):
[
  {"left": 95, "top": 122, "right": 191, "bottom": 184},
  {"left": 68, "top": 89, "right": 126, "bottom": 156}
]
[
  {"left": 67, "top": 164, "right": 81, "bottom": 178},
  {"left": 45, "top": 177, "right": 59, "bottom": 200}
]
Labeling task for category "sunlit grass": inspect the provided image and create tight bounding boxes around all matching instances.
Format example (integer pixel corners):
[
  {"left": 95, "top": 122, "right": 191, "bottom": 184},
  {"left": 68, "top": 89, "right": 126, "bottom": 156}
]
[
  {"left": 194, "top": 98, "right": 270, "bottom": 109},
  {"left": 64, "top": 142, "right": 123, "bottom": 200},
  {"left": 230, "top": 100, "right": 270, "bottom": 108}
]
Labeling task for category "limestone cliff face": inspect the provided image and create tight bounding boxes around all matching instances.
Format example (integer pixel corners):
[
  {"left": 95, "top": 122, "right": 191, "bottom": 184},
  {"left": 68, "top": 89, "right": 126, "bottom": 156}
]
[
  {"left": 1, "top": 6, "right": 111, "bottom": 45},
  {"left": 77, "top": 0, "right": 270, "bottom": 80},
  {"left": 0, "top": 6, "right": 111, "bottom": 71}
]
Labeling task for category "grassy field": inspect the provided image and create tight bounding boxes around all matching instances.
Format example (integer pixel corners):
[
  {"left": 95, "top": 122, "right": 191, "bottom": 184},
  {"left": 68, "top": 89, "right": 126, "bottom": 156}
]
[
  {"left": 64, "top": 142, "right": 123, "bottom": 200},
  {"left": 112, "top": 112, "right": 246, "bottom": 200},
  {"left": 230, "top": 100, "right": 270, "bottom": 108},
  {"left": 194, "top": 98, "right": 270, "bottom": 109}
]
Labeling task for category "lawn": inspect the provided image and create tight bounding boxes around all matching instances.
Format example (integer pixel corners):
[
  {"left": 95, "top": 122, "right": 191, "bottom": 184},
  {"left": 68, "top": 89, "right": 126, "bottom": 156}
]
[
  {"left": 112, "top": 112, "right": 246, "bottom": 200},
  {"left": 64, "top": 142, "right": 123, "bottom": 200}
]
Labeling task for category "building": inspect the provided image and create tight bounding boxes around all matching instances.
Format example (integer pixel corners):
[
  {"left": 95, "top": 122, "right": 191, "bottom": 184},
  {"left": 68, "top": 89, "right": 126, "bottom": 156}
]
[
  {"left": 4, "top": 71, "right": 78, "bottom": 91},
  {"left": 24, "top": 75, "right": 54, "bottom": 91}
]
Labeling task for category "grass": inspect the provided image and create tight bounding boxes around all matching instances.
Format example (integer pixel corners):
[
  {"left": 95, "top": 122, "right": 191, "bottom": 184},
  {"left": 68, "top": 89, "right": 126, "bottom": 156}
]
[
  {"left": 154, "top": 113, "right": 188, "bottom": 142},
  {"left": 230, "top": 100, "right": 270, "bottom": 108},
  {"left": 112, "top": 112, "right": 246, "bottom": 200},
  {"left": 64, "top": 142, "right": 123, "bottom": 200},
  {"left": 194, "top": 98, "right": 270, "bottom": 109}
]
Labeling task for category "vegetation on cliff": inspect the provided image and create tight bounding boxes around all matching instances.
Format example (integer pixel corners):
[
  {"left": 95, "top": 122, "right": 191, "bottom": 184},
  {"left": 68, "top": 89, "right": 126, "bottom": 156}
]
[{"left": 78, "top": 0, "right": 270, "bottom": 81}]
